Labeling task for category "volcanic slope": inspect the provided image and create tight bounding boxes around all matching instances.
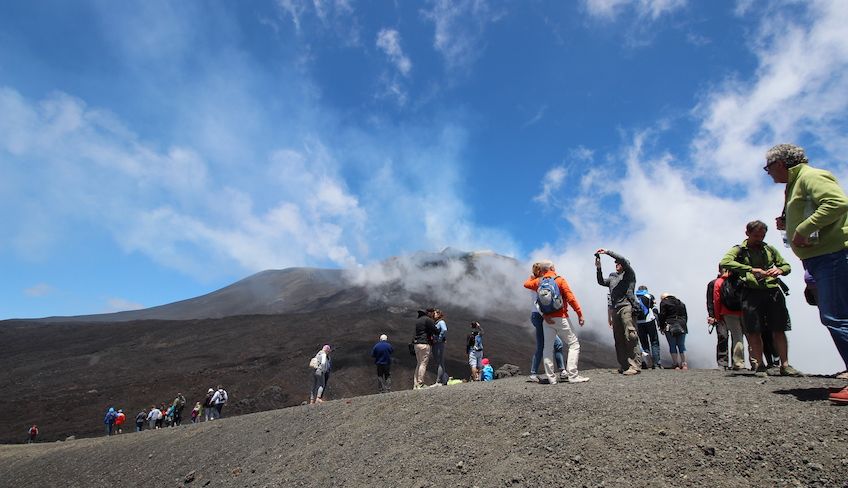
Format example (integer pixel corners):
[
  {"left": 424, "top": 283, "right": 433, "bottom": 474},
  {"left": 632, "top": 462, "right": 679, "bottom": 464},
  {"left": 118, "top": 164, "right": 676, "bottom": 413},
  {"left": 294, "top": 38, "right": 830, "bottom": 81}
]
[
  {"left": 1, "top": 369, "right": 845, "bottom": 487},
  {"left": 0, "top": 308, "right": 615, "bottom": 444}
]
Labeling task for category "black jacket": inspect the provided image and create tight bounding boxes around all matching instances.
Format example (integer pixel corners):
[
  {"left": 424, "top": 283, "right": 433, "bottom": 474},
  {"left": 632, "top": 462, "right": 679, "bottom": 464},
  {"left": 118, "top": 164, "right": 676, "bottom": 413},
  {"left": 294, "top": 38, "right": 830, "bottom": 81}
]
[
  {"left": 413, "top": 315, "right": 437, "bottom": 345},
  {"left": 658, "top": 296, "right": 688, "bottom": 335}
]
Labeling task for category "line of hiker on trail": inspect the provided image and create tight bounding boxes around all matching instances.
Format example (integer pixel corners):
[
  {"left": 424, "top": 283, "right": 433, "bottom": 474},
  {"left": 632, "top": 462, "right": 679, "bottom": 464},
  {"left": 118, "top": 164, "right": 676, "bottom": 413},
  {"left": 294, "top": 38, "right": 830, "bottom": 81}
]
[{"left": 98, "top": 386, "right": 229, "bottom": 438}]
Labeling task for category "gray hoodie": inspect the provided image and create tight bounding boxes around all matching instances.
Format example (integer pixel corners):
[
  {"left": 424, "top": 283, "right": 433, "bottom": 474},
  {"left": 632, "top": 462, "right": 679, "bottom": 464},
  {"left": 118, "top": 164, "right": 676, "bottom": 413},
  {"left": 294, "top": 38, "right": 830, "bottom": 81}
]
[{"left": 596, "top": 250, "right": 637, "bottom": 309}]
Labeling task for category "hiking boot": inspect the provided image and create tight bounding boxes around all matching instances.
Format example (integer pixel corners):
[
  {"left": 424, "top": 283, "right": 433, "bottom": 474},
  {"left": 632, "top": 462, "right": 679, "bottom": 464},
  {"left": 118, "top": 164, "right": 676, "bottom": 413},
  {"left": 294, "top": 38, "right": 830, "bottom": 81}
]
[
  {"left": 559, "top": 371, "right": 569, "bottom": 380},
  {"left": 528, "top": 374, "right": 539, "bottom": 383},
  {"left": 622, "top": 367, "right": 640, "bottom": 376},
  {"left": 754, "top": 364, "right": 769, "bottom": 378},
  {"left": 749, "top": 358, "right": 759, "bottom": 372},
  {"left": 568, "top": 375, "right": 590, "bottom": 383},
  {"left": 829, "top": 386, "right": 848, "bottom": 404},
  {"left": 780, "top": 365, "right": 803, "bottom": 377}
]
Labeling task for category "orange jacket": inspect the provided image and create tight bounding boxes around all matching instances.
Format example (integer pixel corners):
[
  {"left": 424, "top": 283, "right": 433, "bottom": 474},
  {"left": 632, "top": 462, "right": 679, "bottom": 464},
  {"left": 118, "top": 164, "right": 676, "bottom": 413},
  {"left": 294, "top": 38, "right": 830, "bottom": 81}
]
[
  {"left": 524, "top": 271, "right": 583, "bottom": 319},
  {"left": 115, "top": 413, "right": 126, "bottom": 426}
]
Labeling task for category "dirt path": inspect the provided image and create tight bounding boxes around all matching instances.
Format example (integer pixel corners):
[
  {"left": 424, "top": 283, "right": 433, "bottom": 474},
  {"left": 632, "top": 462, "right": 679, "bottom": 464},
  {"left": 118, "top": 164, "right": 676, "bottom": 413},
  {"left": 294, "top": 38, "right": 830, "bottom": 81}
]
[{"left": 1, "top": 369, "right": 845, "bottom": 487}]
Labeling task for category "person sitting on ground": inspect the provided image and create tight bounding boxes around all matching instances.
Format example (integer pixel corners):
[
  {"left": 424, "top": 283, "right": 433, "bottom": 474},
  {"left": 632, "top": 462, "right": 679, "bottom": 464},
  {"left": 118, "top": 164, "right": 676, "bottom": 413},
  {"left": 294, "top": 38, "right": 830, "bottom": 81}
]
[
  {"left": 27, "top": 425, "right": 38, "bottom": 444},
  {"left": 524, "top": 260, "right": 589, "bottom": 384},
  {"left": 481, "top": 358, "right": 494, "bottom": 382},
  {"left": 309, "top": 346, "right": 331, "bottom": 404},
  {"left": 466, "top": 321, "right": 485, "bottom": 381},
  {"left": 708, "top": 267, "right": 746, "bottom": 370},
  {"left": 658, "top": 293, "right": 689, "bottom": 370},
  {"left": 595, "top": 249, "right": 642, "bottom": 375},
  {"left": 371, "top": 334, "right": 394, "bottom": 393}
]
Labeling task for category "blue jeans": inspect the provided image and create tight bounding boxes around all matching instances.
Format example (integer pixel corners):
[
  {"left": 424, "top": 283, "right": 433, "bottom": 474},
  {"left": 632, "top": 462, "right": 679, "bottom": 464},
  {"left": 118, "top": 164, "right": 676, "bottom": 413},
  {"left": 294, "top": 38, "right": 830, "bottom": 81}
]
[
  {"left": 804, "top": 249, "right": 848, "bottom": 369},
  {"left": 636, "top": 319, "right": 661, "bottom": 366},
  {"left": 432, "top": 342, "right": 449, "bottom": 385},
  {"left": 665, "top": 332, "right": 687, "bottom": 354},
  {"left": 530, "top": 312, "right": 564, "bottom": 374}
]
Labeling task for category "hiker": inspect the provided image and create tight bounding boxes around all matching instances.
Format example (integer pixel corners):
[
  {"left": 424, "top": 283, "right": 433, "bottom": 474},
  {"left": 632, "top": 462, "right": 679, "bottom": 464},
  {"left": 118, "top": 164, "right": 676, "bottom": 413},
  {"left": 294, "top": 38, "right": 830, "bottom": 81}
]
[
  {"left": 147, "top": 405, "right": 162, "bottom": 429},
  {"left": 595, "top": 249, "right": 642, "bottom": 375},
  {"left": 191, "top": 402, "right": 201, "bottom": 423},
  {"left": 720, "top": 220, "right": 802, "bottom": 377},
  {"left": 27, "top": 425, "right": 38, "bottom": 443},
  {"left": 211, "top": 385, "right": 229, "bottom": 418},
  {"left": 412, "top": 309, "right": 438, "bottom": 389},
  {"left": 164, "top": 405, "right": 174, "bottom": 427},
  {"left": 481, "top": 358, "right": 494, "bottom": 381},
  {"left": 764, "top": 143, "right": 848, "bottom": 401},
  {"left": 371, "top": 334, "right": 394, "bottom": 393},
  {"left": 156, "top": 403, "right": 167, "bottom": 428},
  {"left": 103, "top": 407, "right": 117, "bottom": 436},
  {"left": 466, "top": 321, "right": 484, "bottom": 381},
  {"left": 635, "top": 285, "right": 662, "bottom": 369},
  {"left": 707, "top": 268, "right": 746, "bottom": 370},
  {"left": 309, "top": 346, "right": 331, "bottom": 403},
  {"left": 657, "top": 293, "right": 689, "bottom": 370},
  {"left": 203, "top": 388, "right": 215, "bottom": 421},
  {"left": 135, "top": 410, "right": 146, "bottom": 432},
  {"left": 431, "top": 309, "right": 449, "bottom": 386},
  {"left": 114, "top": 409, "right": 126, "bottom": 434},
  {"left": 172, "top": 392, "right": 186, "bottom": 426},
  {"left": 524, "top": 260, "right": 589, "bottom": 384},
  {"left": 527, "top": 262, "right": 571, "bottom": 382}
]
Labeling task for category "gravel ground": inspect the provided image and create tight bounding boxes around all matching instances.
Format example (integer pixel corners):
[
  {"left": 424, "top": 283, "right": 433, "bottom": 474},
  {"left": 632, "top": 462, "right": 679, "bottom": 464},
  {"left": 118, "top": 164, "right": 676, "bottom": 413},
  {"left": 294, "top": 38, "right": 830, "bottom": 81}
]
[{"left": 1, "top": 368, "right": 845, "bottom": 488}]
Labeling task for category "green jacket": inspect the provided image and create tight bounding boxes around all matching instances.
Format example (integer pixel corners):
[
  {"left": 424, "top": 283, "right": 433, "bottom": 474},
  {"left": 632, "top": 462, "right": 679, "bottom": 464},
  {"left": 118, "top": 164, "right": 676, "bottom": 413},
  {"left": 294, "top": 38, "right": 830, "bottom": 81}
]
[
  {"left": 785, "top": 164, "right": 848, "bottom": 260},
  {"left": 719, "top": 240, "right": 791, "bottom": 290}
]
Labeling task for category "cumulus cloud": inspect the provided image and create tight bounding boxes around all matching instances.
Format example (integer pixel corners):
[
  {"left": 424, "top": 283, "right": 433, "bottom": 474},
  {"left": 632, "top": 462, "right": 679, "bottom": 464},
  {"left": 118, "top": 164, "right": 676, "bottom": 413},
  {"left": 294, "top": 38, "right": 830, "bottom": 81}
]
[
  {"left": 533, "top": 3, "right": 848, "bottom": 374},
  {"left": 691, "top": 0, "right": 848, "bottom": 182},
  {"left": 24, "top": 283, "right": 54, "bottom": 298}
]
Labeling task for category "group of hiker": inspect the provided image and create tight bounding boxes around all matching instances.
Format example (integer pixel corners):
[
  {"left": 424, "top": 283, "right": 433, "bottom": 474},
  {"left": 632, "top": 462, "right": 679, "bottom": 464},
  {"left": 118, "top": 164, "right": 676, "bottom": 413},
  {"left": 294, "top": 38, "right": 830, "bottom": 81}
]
[{"left": 98, "top": 386, "right": 229, "bottom": 437}]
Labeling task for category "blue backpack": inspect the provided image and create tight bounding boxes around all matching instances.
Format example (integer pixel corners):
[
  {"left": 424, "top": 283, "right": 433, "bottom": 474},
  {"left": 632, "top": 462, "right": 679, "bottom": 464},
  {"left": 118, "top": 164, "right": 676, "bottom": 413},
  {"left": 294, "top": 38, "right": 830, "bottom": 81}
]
[{"left": 536, "top": 276, "right": 564, "bottom": 314}]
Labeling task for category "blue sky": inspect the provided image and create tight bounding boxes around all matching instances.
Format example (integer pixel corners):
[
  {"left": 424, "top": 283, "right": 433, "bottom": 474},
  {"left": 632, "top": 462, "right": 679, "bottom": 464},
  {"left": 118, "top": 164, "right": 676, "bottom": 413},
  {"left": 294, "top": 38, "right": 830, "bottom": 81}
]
[{"left": 2, "top": 0, "right": 848, "bottom": 371}]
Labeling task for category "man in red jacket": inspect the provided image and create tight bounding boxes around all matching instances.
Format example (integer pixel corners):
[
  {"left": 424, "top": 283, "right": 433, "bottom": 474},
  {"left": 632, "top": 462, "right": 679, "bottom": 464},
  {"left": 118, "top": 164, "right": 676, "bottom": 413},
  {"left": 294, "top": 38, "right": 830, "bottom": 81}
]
[
  {"left": 707, "top": 268, "right": 746, "bottom": 370},
  {"left": 524, "top": 260, "right": 589, "bottom": 385}
]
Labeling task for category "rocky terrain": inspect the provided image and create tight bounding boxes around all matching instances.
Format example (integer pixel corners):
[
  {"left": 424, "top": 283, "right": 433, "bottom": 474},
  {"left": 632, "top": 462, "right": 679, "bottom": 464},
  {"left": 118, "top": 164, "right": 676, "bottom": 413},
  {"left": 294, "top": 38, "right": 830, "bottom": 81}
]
[{"left": 1, "top": 369, "right": 845, "bottom": 487}]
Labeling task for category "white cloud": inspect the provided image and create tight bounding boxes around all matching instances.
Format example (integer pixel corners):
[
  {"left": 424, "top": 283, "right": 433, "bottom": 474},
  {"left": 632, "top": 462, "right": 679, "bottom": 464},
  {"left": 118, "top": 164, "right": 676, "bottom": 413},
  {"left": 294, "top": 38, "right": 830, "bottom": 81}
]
[
  {"left": 275, "top": 0, "right": 360, "bottom": 44},
  {"left": 421, "top": 0, "right": 504, "bottom": 72},
  {"left": 104, "top": 298, "right": 145, "bottom": 313},
  {"left": 376, "top": 29, "right": 412, "bottom": 76},
  {"left": 522, "top": 105, "right": 548, "bottom": 128},
  {"left": 584, "top": 0, "right": 688, "bottom": 21},
  {"left": 533, "top": 166, "right": 567, "bottom": 207},
  {"left": 691, "top": 1, "right": 848, "bottom": 182},
  {"left": 24, "top": 283, "right": 54, "bottom": 298},
  {"left": 534, "top": 3, "right": 848, "bottom": 374}
]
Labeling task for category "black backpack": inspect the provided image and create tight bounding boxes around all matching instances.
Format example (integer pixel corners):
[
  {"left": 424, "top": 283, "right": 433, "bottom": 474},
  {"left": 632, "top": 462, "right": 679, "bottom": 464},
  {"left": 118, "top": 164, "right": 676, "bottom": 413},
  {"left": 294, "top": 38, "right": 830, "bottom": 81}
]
[{"left": 719, "top": 275, "right": 744, "bottom": 311}]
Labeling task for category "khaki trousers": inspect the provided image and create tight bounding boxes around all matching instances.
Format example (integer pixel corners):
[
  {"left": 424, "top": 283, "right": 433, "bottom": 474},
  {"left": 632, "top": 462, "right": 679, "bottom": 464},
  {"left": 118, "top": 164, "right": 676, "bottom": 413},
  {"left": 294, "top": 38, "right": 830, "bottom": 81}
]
[
  {"left": 612, "top": 304, "right": 642, "bottom": 371},
  {"left": 414, "top": 344, "right": 431, "bottom": 388}
]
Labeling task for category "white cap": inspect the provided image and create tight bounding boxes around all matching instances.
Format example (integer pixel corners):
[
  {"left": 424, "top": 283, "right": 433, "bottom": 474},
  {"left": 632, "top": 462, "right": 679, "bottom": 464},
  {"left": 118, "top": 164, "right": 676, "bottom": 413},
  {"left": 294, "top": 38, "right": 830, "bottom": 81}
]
[{"left": 380, "top": 334, "right": 388, "bottom": 341}]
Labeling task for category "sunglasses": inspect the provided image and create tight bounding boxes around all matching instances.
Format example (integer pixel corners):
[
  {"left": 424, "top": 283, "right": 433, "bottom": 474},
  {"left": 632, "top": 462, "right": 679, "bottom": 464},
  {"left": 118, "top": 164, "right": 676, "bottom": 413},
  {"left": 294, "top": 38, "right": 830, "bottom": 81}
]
[{"left": 763, "top": 160, "right": 782, "bottom": 172}]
